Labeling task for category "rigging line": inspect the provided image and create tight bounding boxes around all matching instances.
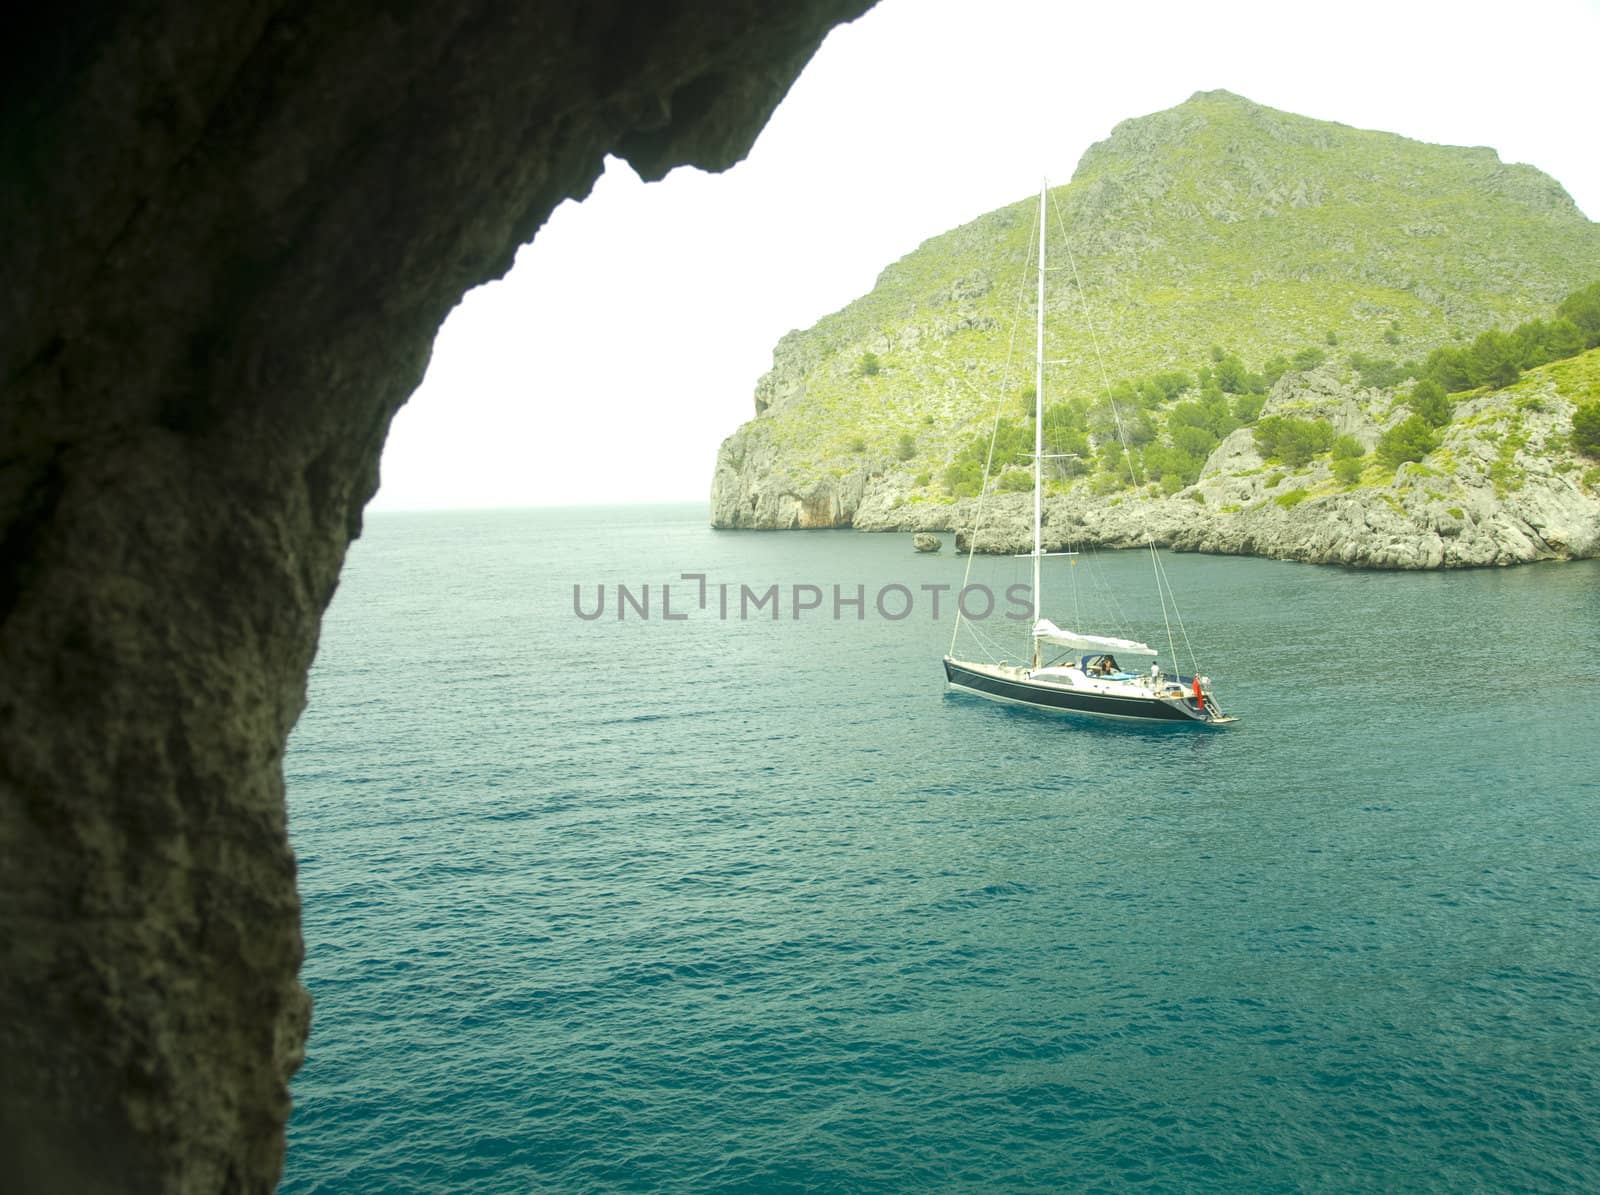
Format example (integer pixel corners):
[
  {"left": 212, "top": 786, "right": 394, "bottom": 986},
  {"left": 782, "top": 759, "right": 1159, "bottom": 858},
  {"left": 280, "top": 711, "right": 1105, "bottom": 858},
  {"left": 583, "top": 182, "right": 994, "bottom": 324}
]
[
  {"left": 964, "top": 617, "right": 1013, "bottom": 664},
  {"left": 961, "top": 522, "right": 1040, "bottom": 665},
  {"left": 1149, "top": 544, "right": 1201, "bottom": 674},
  {"left": 1047, "top": 189, "right": 1144, "bottom": 493},
  {"left": 952, "top": 582, "right": 1018, "bottom": 662},
  {"left": 1148, "top": 537, "right": 1180, "bottom": 673},
  {"left": 959, "top": 540, "right": 1026, "bottom": 652},
  {"left": 1079, "top": 542, "right": 1138, "bottom": 641},
  {"left": 1151, "top": 544, "right": 1195, "bottom": 675},
  {"left": 950, "top": 202, "right": 1040, "bottom": 657},
  {"left": 1048, "top": 186, "right": 1177, "bottom": 637}
]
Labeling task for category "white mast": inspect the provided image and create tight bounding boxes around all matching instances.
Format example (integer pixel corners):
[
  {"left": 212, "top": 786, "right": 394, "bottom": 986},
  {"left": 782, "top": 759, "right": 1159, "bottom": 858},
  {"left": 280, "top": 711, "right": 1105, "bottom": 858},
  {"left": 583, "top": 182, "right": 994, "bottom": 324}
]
[{"left": 1032, "top": 181, "right": 1046, "bottom": 668}]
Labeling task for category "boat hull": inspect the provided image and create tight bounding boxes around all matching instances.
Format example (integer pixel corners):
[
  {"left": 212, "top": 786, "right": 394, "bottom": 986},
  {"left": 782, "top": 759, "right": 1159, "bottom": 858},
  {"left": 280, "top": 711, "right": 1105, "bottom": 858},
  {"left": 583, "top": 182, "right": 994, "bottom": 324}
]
[{"left": 943, "top": 657, "right": 1233, "bottom": 725}]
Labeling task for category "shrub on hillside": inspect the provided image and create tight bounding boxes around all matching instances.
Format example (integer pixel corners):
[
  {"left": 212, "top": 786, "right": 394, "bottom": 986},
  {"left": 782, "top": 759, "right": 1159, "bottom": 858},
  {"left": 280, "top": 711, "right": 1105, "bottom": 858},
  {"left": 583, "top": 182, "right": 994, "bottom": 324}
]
[
  {"left": 1170, "top": 393, "right": 1239, "bottom": 440},
  {"left": 1331, "top": 436, "right": 1367, "bottom": 485},
  {"left": 1213, "top": 354, "right": 1250, "bottom": 394},
  {"left": 1572, "top": 402, "right": 1600, "bottom": 459},
  {"left": 1136, "top": 371, "right": 1193, "bottom": 406},
  {"left": 1408, "top": 378, "right": 1452, "bottom": 427},
  {"left": 1468, "top": 331, "right": 1521, "bottom": 389},
  {"left": 1253, "top": 416, "right": 1335, "bottom": 467},
  {"left": 1171, "top": 424, "right": 1220, "bottom": 459},
  {"left": 1331, "top": 434, "right": 1366, "bottom": 460},
  {"left": 1045, "top": 425, "right": 1090, "bottom": 462},
  {"left": 1515, "top": 318, "right": 1585, "bottom": 364},
  {"left": 942, "top": 459, "right": 982, "bottom": 497},
  {"left": 1231, "top": 392, "right": 1267, "bottom": 424},
  {"left": 1420, "top": 344, "right": 1475, "bottom": 392},
  {"left": 1259, "top": 355, "right": 1290, "bottom": 389},
  {"left": 1142, "top": 442, "right": 1205, "bottom": 488},
  {"left": 1557, "top": 280, "right": 1600, "bottom": 348},
  {"left": 1376, "top": 415, "right": 1439, "bottom": 468},
  {"left": 1043, "top": 398, "right": 1090, "bottom": 433},
  {"left": 998, "top": 468, "right": 1032, "bottom": 492},
  {"left": 1348, "top": 352, "right": 1407, "bottom": 389}
]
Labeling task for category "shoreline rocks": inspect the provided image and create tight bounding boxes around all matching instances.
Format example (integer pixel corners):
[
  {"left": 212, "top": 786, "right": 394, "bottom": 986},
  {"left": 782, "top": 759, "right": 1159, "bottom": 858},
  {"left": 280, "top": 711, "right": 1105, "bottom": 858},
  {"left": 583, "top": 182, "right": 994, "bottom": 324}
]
[{"left": 712, "top": 368, "right": 1600, "bottom": 571}]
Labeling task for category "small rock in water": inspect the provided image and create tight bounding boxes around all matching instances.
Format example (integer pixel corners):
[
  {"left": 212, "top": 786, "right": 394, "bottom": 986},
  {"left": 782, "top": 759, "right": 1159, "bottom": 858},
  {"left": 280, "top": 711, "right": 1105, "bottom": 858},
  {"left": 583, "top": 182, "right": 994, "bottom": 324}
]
[{"left": 913, "top": 533, "right": 943, "bottom": 553}]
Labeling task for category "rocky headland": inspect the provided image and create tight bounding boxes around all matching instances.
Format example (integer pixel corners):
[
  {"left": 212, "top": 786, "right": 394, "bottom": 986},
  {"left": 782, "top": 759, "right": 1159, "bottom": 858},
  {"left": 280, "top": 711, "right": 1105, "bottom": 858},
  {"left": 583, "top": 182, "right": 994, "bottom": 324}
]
[
  {"left": 710, "top": 91, "right": 1600, "bottom": 569},
  {"left": 716, "top": 361, "right": 1600, "bottom": 568}
]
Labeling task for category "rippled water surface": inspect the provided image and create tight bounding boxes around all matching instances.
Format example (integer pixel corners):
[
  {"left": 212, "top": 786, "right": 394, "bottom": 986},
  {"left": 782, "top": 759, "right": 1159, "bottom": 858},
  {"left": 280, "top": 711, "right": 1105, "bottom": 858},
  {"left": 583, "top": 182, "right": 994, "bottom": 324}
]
[{"left": 284, "top": 505, "right": 1600, "bottom": 1192}]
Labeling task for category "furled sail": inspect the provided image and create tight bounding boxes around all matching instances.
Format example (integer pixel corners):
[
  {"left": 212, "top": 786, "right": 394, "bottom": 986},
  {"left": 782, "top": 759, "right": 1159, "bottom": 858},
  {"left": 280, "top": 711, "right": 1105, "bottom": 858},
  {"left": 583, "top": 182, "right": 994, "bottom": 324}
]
[{"left": 1030, "top": 619, "right": 1157, "bottom": 657}]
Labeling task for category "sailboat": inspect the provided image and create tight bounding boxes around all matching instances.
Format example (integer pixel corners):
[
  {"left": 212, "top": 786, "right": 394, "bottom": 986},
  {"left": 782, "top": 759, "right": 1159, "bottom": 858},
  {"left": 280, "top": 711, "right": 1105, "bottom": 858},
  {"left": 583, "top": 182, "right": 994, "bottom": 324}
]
[{"left": 942, "top": 182, "right": 1236, "bottom": 727}]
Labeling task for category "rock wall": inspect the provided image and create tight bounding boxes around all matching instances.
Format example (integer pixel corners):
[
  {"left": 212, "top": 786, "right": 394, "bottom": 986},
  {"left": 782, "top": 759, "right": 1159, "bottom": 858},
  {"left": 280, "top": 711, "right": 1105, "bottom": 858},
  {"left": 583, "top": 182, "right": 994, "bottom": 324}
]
[
  {"left": 711, "top": 420, "right": 869, "bottom": 528},
  {"left": 708, "top": 91, "right": 1600, "bottom": 546},
  {"left": 844, "top": 369, "right": 1600, "bottom": 569},
  {"left": 0, "top": 2, "right": 873, "bottom": 1191}
]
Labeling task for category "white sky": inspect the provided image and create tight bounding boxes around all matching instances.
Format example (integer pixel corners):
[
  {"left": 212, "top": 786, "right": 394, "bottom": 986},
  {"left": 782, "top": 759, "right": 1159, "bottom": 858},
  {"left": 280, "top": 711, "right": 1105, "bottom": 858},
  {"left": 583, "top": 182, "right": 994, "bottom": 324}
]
[{"left": 371, "top": 0, "right": 1600, "bottom": 511}]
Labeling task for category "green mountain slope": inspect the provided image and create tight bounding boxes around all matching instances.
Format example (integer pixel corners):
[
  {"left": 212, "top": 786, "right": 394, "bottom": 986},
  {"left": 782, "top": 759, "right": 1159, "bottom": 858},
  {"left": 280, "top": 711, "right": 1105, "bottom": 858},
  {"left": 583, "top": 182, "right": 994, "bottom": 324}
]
[{"left": 713, "top": 90, "right": 1600, "bottom": 538}]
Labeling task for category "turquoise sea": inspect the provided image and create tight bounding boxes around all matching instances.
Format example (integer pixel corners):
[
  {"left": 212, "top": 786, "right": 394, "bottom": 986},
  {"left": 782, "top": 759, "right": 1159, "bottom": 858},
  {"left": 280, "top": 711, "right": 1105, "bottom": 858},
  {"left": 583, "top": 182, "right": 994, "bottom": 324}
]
[{"left": 283, "top": 504, "right": 1600, "bottom": 1192}]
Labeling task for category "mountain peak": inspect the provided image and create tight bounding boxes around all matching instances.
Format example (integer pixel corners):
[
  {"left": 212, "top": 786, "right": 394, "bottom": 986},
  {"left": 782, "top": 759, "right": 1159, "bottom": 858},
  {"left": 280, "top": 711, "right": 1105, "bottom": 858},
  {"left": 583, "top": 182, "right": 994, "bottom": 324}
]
[
  {"left": 1072, "top": 89, "right": 1584, "bottom": 225},
  {"left": 1184, "top": 88, "right": 1255, "bottom": 105}
]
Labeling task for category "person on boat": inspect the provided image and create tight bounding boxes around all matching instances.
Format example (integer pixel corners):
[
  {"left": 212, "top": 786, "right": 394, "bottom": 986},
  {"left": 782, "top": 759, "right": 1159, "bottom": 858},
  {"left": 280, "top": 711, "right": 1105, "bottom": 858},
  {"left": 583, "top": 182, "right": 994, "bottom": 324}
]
[{"left": 1094, "top": 655, "right": 1118, "bottom": 676}]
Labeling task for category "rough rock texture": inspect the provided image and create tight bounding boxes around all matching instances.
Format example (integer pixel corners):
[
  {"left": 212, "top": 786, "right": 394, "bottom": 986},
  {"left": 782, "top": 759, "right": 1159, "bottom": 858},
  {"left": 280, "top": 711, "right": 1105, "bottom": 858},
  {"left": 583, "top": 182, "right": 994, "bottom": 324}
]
[
  {"left": 712, "top": 359, "right": 1600, "bottom": 561},
  {"left": 912, "top": 533, "right": 943, "bottom": 553},
  {"left": 712, "top": 416, "right": 872, "bottom": 528},
  {"left": 863, "top": 368, "right": 1600, "bottom": 568},
  {"left": 0, "top": 2, "right": 873, "bottom": 1191}
]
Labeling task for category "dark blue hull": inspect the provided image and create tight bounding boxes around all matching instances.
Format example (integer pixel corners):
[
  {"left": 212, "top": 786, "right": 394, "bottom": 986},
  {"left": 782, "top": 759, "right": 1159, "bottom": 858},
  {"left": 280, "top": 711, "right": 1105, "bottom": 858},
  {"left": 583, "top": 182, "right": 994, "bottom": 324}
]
[{"left": 943, "top": 657, "right": 1231, "bottom": 726}]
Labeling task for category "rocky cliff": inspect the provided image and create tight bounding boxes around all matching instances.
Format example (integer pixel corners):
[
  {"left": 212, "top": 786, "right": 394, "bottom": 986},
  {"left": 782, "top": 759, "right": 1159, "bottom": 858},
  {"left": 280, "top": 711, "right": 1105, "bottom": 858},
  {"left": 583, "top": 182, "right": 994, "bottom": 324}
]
[
  {"left": 847, "top": 359, "right": 1600, "bottom": 569},
  {"left": 0, "top": 3, "right": 872, "bottom": 1191},
  {"left": 711, "top": 91, "right": 1600, "bottom": 566}
]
